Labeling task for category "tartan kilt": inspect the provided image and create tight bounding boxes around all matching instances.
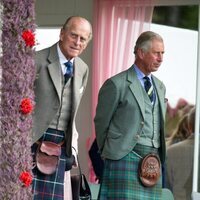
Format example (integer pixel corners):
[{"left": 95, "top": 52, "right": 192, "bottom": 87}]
[
  {"left": 32, "top": 128, "right": 67, "bottom": 200},
  {"left": 98, "top": 144, "right": 162, "bottom": 200}
]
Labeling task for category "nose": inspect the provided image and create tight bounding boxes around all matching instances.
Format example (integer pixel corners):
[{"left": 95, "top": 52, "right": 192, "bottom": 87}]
[
  {"left": 74, "top": 36, "right": 81, "bottom": 45},
  {"left": 157, "top": 53, "right": 163, "bottom": 62}
]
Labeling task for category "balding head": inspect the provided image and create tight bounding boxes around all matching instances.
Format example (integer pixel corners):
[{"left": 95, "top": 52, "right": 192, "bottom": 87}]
[{"left": 62, "top": 16, "right": 92, "bottom": 42}]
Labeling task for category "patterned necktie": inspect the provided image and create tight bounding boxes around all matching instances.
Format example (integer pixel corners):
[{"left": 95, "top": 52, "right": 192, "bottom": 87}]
[
  {"left": 64, "top": 61, "right": 73, "bottom": 83},
  {"left": 143, "top": 76, "right": 154, "bottom": 103}
]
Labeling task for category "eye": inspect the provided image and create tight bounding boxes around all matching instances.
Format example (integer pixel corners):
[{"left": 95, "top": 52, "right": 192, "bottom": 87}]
[
  {"left": 71, "top": 33, "right": 87, "bottom": 44},
  {"left": 70, "top": 33, "right": 77, "bottom": 39},
  {"left": 80, "top": 37, "right": 87, "bottom": 43}
]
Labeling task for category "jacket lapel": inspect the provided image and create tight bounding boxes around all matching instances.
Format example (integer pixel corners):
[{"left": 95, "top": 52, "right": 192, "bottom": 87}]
[
  {"left": 47, "top": 44, "right": 62, "bottom": 102},
  {"left": 48, "top": 62, "right": 62, "bottom": 101},
  {"left": 72, "top": 57, "right": 84, "bottom": 115},
  {"left": 152, "top": 75, "right": 165, "bottom": 120},
  {"left": 127, "top": 67, "right": 146, "bottom": 119}
]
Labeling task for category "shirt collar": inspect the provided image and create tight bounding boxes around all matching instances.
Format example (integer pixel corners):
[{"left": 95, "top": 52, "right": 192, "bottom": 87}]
[
  {"left": 134, "top": 64, "right": 152, "bottom": 80},
  {"left": 57, "top": 43, "right": 74, "bottom": 74}
]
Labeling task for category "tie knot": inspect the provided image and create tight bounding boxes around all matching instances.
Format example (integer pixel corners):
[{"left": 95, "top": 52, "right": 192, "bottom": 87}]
[
  {"left": 143, "top": 76, "right": 151, "bottom": 87},
  {"left": 143, "top": 76, "right": 150, "bottom": 81},
  {"left": 64, "top": 61, "right": 73, "bottom": 77},
  {"left": 143, "top": 76, "right": 154, "bottom": 103}
]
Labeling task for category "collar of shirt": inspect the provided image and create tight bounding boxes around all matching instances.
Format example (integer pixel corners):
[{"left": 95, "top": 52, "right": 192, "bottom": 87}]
[
  {"left": 133, "top": 64, "right": 152, "bottom": 88},
  {"left": 57, "top": 43, "right": 74, "bottom": 74}
]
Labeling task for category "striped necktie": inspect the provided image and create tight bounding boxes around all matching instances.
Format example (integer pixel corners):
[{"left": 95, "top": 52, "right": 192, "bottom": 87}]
[
  {"left": 64, "top": 61, "right": 73, "bottom": 83},
  {"left": 143, "top": 76, "right": 154, "bottom": 103}
]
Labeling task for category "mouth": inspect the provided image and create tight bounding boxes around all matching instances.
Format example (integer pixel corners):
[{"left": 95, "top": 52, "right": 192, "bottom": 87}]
[
  {"left": 70, "top": 46, "right": 79, "bottom": 51},
  {"left": 154, "top": 63, "right": 161, "bottom": 67}
]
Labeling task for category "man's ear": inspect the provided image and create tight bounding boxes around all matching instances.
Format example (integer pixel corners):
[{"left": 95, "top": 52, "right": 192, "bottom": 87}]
[
  {"left": 137, "top": 48, "right": 145, "bottom": 59},
  {"left": 60, "top": 28, "right": 64, "bottom": 41}
]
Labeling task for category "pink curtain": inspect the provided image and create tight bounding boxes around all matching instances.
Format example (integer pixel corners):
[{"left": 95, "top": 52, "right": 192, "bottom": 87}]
[{"left": 89, "top": 0, "right": 154, "bottom": 182}]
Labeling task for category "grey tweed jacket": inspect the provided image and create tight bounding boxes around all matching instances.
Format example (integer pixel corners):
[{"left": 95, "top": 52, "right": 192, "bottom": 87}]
[{"left": 32, "top": 43, "right": 89, "bottom": 154}]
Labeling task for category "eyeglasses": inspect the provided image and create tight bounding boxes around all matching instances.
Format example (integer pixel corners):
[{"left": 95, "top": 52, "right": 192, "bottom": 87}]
[{"left": 68, "top": 32, "right": 89, "bottom": 45}]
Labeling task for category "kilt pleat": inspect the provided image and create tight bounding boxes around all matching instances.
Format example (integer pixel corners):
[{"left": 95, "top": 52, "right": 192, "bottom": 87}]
[
  {"left": 32, "top": 129, "right": 67, "bottom": 200},
  {"left": 98, "top": 144, "right": 162, "bottom": 200}
]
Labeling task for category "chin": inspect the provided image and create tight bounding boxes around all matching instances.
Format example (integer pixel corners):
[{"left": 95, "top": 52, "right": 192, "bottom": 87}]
[
  {"left": 67, "top": 53, "right": 78, "bottom": 59},
  {"left": 152, "top": 68, "right": 158, "bottom": 73},
  {"left": 154, "top": 66, "right": 160, "bottom": 70}
]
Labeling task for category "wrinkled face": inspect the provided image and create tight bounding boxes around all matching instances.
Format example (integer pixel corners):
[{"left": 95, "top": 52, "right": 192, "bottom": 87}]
[
  {"left": 138, "top": 39, "right": 164, "bottom": 75},
  {"left": 59, "top": 18, "right": 91, "bottom": 60}
]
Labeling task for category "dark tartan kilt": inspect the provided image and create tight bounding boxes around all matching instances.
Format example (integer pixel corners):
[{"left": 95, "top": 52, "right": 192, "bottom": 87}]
[
  {"left": 98, "top": 144, "right": 162, "bottom": 200},
  {"left": 32, "top": 128, "right": 67, "bottom": 200}
]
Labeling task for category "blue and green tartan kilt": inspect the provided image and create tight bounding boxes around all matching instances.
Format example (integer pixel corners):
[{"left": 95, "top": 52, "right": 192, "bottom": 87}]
[
  {"left": 98, "top": 144, "right": 162, "bottom": 200},
  {"left": 32, "top": 128, "right": 67, "bottom": 200}
]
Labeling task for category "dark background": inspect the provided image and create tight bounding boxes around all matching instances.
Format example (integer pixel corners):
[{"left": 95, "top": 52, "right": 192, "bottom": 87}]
[{"left": 152, "top": 5, "right": 198, "bottom": 30}]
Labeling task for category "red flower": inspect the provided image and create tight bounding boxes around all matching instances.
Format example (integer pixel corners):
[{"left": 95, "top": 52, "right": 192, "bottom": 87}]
[
  {"left": 22, "top": 30, "right": 35, "bottom": 47},
  {"left": 19, "top": 171, "right": 32, "bottom": 187},
  {"left": 20, "top": 98, "right": 33, "bottom": 114}
]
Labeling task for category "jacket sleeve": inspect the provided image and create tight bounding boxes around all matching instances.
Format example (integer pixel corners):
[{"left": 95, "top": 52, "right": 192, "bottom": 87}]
[{"left": 94, "top": 79, "right": 119, "bottom": 153}]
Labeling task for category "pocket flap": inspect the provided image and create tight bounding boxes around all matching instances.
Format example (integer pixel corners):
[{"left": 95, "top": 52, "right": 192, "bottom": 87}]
[{"left": 40, "top": 141, "right": 61, "bottom": 156}]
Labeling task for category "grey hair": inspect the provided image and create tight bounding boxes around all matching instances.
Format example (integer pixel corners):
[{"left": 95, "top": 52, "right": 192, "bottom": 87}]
[{"left": 134, "top": 31, "right": 163, "bottom": 54}]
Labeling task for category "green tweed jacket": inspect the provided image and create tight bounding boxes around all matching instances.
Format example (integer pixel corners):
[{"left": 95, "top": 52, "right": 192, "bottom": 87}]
[{"left": 94, "top": 66, "right": 167, "bottom": 163}]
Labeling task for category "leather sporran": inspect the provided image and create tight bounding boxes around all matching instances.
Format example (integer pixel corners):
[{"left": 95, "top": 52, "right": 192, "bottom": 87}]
[
  {"left": 138, "top": 153, "right": 161, "bottom": 187},
  {"left": 36, "top": 141, "right": 61, "bottom": 175}
]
